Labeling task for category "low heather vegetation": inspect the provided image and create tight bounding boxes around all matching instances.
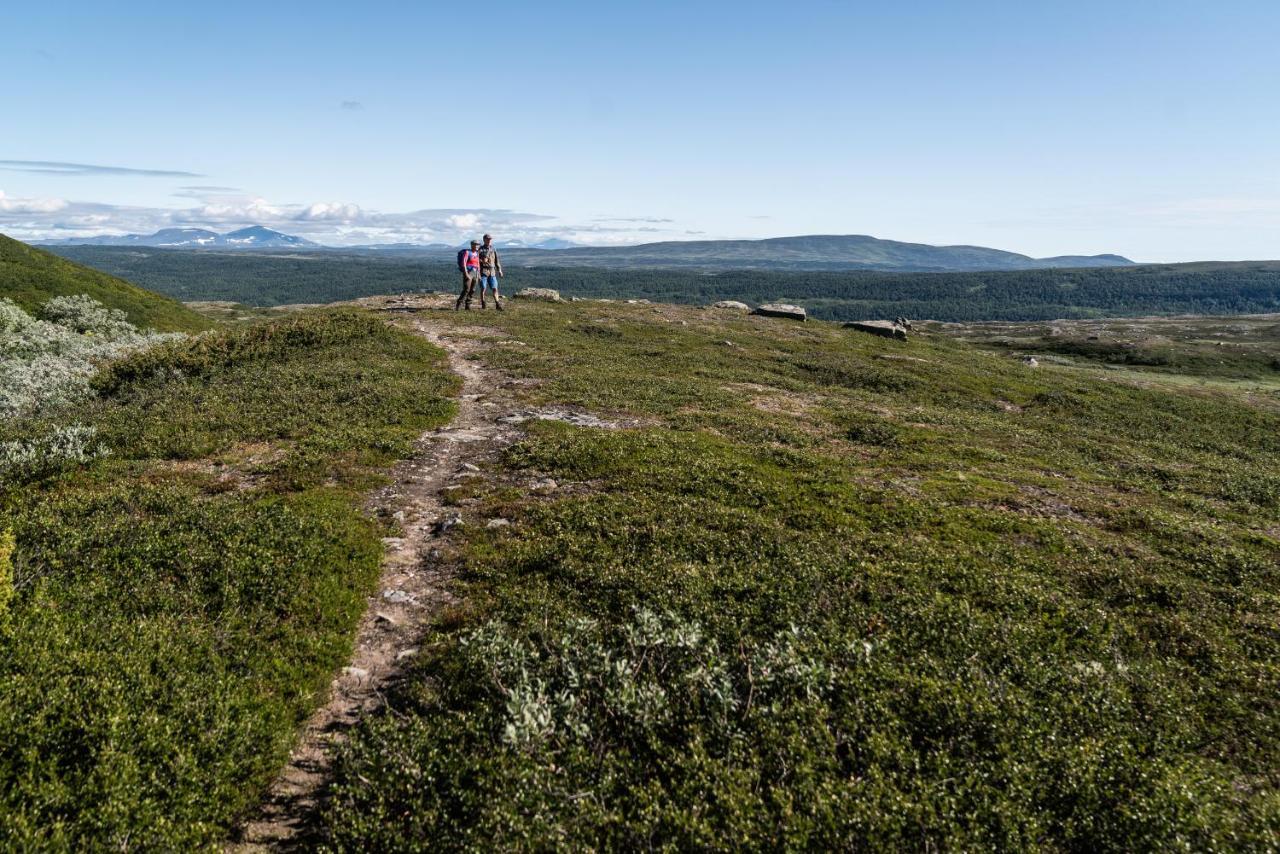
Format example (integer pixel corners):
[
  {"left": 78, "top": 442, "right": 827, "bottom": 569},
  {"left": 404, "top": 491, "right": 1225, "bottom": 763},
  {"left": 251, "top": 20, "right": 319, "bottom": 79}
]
[
  {"left": 322, "top": 301, "right": 1280, "bottom": 850},
  {"left": 0, "top": 307, "right": 456, "bottom": 849}
]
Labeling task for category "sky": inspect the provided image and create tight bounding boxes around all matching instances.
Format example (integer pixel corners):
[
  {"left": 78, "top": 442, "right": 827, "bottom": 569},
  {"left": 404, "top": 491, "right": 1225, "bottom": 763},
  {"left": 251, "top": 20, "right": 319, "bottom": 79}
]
[{"left": 3, "top": 0, "right": 1279, "bottom": 260}]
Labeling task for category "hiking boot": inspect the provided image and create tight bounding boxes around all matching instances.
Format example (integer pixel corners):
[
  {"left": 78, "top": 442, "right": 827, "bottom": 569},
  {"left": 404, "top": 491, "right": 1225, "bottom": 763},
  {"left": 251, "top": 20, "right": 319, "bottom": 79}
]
[
  {"left": 454, "top": 296, "right": 464, "bottom": 311},
  {"left": 495, "top": 299, "right": 504, "bottom": 312},
  {"left": 480, "top": 297, "right": 487, "bottom": 309}
]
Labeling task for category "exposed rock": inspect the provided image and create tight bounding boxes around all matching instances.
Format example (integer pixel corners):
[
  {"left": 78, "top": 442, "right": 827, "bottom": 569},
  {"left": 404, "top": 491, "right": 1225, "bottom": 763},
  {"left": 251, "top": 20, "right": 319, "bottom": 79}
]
[
  {"left": 460, "top": 462, "right": 480, "bottom": 472},
  {"left": 844, "top": 320, "right": 908, "bottom": 341},
  {"left": 713, "top": 300, "right": 751, "bottom": 311},
  {"left": 752, "top": 303, "right": 807, "bottom": 321},
  {"left": 894, "top": 316, "right": 914, "bottom": 331},
  {"left": 485, "top": 518, "right": 511, "bottom": 529},
  {"left": 342, "top": 666, "right": 370, "bottom": 681},
  {"left": 381, "top": 589, "right": 412, "bottom": 604},
  {"left": 1022, "top": 356, "right": 1040, "bottom": 368},
  {"left": 499, "top": 408, "right": 624, "bottom": 429},
  {"left": 532, "top": 478, "right": 558, "bottom": 493},
  {"left": 515, "top": 287, "right": 563, "bottom": 302}
]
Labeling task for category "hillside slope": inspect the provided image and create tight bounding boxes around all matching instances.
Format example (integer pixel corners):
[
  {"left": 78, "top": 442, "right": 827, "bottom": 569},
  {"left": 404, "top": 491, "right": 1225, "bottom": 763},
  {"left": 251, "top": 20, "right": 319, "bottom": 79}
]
[{"left": 0, "top": 234, "right": 210, "bottom": 331}]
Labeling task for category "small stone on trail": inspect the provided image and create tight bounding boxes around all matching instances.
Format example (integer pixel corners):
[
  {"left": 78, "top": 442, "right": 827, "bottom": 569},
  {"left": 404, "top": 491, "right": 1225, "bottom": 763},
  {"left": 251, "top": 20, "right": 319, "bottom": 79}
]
[
  {"left": 382, "top": 589, "right": 412, "bottom": 604},
  {"left": 461, "top": 462, "right": 480, "bottom": 472},
  {"left": 375, "top": 612, "right": 400, "bottom": 626},
  {"left": 532, "top": 478, "right": 558, "bottom": 493},
  {"left": 396, "top": 648, "right": 419, "bottom": 661},
  {"left": 435, "top": 514, "right": 464, "bottom": 533},
  {"left": 342, "top": 666, "right": 370, "bottom": 680}
]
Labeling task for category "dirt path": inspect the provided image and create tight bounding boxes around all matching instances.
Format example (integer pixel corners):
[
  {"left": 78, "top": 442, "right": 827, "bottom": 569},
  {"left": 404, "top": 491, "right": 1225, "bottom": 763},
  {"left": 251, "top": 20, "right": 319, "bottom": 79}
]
[{"left": 233, "top": 310, "right": 516, "bottom": 850}]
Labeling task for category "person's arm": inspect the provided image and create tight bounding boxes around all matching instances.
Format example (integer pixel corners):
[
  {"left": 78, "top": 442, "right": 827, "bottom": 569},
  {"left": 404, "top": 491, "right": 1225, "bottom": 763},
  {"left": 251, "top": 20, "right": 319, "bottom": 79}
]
[{"left": 496, "top": 249, "right": 503, "bottom": 277}]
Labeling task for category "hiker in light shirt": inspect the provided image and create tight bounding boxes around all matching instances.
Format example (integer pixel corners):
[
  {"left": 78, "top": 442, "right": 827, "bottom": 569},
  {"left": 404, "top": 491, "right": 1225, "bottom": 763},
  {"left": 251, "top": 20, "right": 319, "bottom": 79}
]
[{"left": 477, "top": 233, "right": 504, "bottom": 310}]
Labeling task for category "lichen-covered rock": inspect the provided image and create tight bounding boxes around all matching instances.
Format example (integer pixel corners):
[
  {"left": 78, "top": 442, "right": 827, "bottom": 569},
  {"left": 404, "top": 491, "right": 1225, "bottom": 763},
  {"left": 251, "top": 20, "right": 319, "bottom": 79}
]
[
  {"left": 712, "top": 300, "right": 751, "bottom": 311},
  {"left": 752, "top": 303, "right": 807, "bottom": 321},
  {"left": 844, "top": 320, "right": 908, "bottom": 341},
  {"left": 514, "top": 288, "right": 563, "bottom": 302}
]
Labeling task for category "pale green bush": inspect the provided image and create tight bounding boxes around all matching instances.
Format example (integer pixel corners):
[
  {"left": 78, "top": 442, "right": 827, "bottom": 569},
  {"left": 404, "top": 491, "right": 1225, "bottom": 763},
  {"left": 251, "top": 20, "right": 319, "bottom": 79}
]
[
  {"left": 0, "top": 297, "right": 180, "bottom": 418},
  {"left": 0, "top": 425, "right": 109, "bottom": 484}
]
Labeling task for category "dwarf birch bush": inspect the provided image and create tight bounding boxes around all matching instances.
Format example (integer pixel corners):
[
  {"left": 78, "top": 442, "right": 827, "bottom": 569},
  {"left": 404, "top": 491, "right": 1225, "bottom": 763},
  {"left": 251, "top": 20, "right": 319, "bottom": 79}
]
[{"left": 0, "top": 529, "right": 13, "bottom": 629}]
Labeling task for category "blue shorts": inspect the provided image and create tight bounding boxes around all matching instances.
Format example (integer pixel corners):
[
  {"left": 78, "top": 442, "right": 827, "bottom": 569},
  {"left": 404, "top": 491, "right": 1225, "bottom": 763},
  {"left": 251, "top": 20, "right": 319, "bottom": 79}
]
[{"left": 480, "top": 275, "right": 499, "bottom": 291}]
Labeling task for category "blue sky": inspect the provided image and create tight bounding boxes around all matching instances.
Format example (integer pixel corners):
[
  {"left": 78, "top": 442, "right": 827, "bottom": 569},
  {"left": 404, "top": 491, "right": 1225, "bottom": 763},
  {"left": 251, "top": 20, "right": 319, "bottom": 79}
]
[{"left": 3, "top": 0, "right": 1279, "bottom": 259}]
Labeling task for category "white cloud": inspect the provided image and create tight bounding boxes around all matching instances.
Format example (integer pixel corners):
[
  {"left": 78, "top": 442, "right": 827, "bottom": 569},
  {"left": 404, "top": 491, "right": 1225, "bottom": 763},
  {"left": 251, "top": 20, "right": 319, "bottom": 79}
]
[
  {"left": 296, "top": 202, "right": 362, "bottom": 222},
  {"left": 446, "top": 213, "right": 481, "bottom": 229},
  {"left": 0, "top": 190, "right": 68, "bottom": 214},
  {"left": 190, "top": 197, "right": 286, "bottom": 223}
]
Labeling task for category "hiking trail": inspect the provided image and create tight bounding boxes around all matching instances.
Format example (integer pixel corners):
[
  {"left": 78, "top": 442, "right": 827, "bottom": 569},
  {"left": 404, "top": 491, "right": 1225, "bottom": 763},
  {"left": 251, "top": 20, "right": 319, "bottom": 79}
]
[{"left": 233, "top": 309, "right": 518, "bottom": 850}]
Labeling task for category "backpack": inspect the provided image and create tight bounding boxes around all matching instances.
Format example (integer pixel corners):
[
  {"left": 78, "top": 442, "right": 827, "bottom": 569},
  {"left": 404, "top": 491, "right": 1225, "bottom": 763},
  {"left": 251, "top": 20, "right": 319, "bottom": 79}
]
[{"left": 457, "top": 248, "right": 468, "bottom": 272}]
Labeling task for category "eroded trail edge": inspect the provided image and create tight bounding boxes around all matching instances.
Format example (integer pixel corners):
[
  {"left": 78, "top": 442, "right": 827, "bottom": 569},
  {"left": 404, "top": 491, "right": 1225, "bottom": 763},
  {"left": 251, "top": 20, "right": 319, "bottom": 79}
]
[{"left": 234, "top": 314, "right": 517, "bottom": 850}]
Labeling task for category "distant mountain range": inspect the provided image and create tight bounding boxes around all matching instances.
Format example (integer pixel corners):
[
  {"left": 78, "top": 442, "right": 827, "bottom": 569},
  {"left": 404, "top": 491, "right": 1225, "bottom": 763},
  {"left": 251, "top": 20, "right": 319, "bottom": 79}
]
[
  {"left": 38, "top": 226, "right": 318, "bottom": 249},
  {"left": 500, "top": 235, "right": 1133, "bottom": 272},
  {"left": 35, "top": 228, "right": 1133, "bottom": 272}
]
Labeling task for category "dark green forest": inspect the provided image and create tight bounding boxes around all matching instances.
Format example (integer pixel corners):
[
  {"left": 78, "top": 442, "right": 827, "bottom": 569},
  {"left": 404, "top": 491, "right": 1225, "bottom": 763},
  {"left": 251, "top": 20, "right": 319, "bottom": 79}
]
[{"left": 49, "top": 246, "right": 1280, "bottom": 321}]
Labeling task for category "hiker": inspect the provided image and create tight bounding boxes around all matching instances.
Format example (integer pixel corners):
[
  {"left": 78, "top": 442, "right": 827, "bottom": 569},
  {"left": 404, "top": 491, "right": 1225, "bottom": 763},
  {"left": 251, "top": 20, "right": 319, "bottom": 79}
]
[
  {"left": 478, "top": 233, "right": 504, "bottom": 310},
  {"left": 455, "top": 240, "right": 481, "bottom": 310}
]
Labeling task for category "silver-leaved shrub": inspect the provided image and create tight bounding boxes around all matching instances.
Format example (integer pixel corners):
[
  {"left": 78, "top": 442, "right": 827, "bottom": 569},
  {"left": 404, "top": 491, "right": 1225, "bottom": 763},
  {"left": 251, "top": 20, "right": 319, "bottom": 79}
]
[
  {"left": 0, "top": 296, "right": 181, "bottom": 418},
  {"left": 0, "top": 425, "right": 110, "bottom": 484}
]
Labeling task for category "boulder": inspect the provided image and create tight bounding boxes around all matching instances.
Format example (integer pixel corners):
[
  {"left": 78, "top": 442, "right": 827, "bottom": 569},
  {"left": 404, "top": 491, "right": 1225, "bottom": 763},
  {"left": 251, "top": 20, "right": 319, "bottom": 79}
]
[
  {"left": 752, "top": 303, "right": 807, "bottom": 321},
  {"left": 514, "top": 287, "right": 563, "bottom": 302},
  {"left": 844, "top": 320, "right": 908, "bottom": 341},
  {"left": 712, "top": 300, "right": 751, "bottom": 311}
]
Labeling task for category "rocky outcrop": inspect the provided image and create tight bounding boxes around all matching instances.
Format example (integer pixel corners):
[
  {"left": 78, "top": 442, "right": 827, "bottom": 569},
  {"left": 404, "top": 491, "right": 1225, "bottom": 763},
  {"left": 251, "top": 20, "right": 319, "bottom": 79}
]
[
  {"left": 514, "top": 288, "right": 563, "bottom": 302},
  {"left": 712, "top": 300, "right": 751, "bottom": 311},
  {"left": 752, "top": 303, "right": 807, "bottom": 321},
  {"left": 844, "top": 320, "right": 908, "bottom": 340}
]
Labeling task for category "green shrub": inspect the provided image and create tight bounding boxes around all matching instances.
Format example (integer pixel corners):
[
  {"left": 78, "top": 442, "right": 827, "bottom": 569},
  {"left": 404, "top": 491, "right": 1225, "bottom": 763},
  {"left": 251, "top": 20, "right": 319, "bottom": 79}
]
[{"left": 0, "top": 309, "right": 458, "bottom": 849}]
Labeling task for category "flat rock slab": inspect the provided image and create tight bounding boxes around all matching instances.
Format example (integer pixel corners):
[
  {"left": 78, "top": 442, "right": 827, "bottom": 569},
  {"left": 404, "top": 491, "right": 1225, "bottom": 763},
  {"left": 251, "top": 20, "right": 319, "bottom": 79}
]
[
  {"left": 712, "top": 300, "right": 751, "bottom": 311},
  {"left": 514, "top": 287, "right": 563, "bottom": 302},
  {"left": 752, "top": 303, "right": 807, "bottom": 321},
  {"left": 844, "top": 320, "right": 908, "bottom": 340}
]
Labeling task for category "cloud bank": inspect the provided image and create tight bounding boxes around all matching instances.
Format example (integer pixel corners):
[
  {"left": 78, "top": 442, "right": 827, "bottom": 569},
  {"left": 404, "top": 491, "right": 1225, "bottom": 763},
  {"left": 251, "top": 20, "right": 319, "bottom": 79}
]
[{"left": 0, "top": 187, "right": 680, "bottom": 247}]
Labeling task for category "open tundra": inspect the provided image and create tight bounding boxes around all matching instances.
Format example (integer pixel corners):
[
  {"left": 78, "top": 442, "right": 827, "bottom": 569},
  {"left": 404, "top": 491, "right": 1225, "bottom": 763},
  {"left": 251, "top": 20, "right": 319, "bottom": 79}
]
[{"left": 1, "top": 256, "right": 1278, "bottom": 849}]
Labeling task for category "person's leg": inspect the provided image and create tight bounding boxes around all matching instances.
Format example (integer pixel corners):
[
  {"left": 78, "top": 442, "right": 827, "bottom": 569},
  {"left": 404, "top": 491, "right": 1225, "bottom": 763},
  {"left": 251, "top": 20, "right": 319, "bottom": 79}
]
[
  {"left": 455, "top": 271, "right": 468, "bottom": 310},
  {"left": 480, "top": 275, "right": 492, "bottom": 308},
  {"left": 492, "top": 276, "right": 504, "bottom": 310},
  {"left": 465, "top": 273, "right": 477, "bottom": 309}
]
